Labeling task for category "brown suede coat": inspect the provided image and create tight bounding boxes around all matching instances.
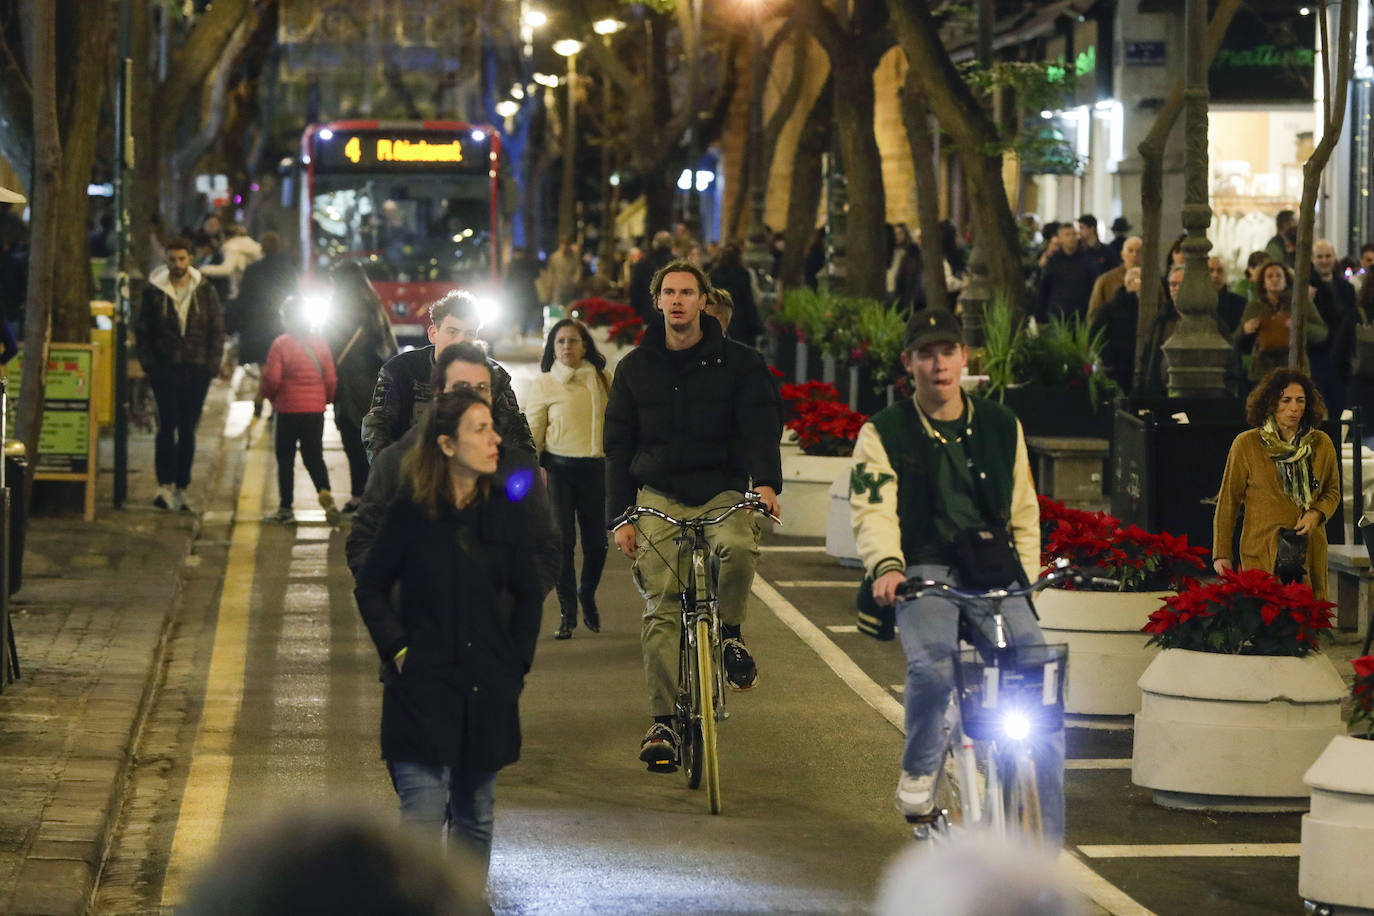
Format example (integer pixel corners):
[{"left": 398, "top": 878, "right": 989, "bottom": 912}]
[{"left": 1212, "top": 428, "right": 1340, "bottom": 599}]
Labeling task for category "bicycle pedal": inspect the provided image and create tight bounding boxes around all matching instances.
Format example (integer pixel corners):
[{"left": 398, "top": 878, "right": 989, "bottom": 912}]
[
  {"left": 903, "top": 811, "right": 941, "bottom": 825},
  {"left": 646, "top": 760, "right": 678, "bottom": 773}
]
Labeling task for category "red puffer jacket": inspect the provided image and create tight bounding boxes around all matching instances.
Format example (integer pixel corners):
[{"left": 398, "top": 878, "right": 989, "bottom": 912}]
[{"left": 261, "top": 333, "right": 337, "bottom": 414}]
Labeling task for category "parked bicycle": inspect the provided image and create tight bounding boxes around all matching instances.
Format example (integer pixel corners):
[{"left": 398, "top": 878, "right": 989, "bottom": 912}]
[
  {"left": 610, "top": 494, "right": 780, "bottom": 814},
  {"left": 899, "top": 561, "right": 1106, "bottom": 844}
]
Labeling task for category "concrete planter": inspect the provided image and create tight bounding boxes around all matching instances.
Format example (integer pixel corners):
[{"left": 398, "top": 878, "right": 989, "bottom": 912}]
[
  {"left": 781, "top": 453, "right": 851, "bottom": 539},
  {"left": 1300, "top": 735, "right": 1374, "bottom": 911},
  {"left": 1132, "top": 649, "right": 1346, "bottom": 810},
  {"left": 825, "top": 475, "right": 861, "bottom": 567},
  {"left": 1035, "top": 588, "right": 1166, "bottom": 716}
]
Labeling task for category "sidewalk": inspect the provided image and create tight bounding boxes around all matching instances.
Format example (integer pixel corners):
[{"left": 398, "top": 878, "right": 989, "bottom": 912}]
[{"left": 0, "top": 380, "right": 239, "bottom": 916}]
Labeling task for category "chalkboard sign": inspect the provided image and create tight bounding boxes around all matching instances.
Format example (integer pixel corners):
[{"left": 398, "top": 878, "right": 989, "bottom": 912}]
[{"left": 4, "top": 343, "right": 99, "bottom": 519}]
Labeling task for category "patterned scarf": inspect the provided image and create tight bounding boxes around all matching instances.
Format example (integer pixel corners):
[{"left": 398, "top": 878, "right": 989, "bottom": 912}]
[{"left": 1259, "top": 417, "right": 1317, "bottom": 509}]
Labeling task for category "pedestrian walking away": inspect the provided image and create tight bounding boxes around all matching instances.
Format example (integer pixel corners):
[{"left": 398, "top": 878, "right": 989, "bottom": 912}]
[
  {"left": 526, "top": 319, "right": 613, "bottom": 639},
  {"left": 848, "top": 308, "right": 1066, "bottom": 847},
  {"left": 328, "top": 261, "right": 398, "bottom": 513},
  {"left": 604, "top": 258, "right": 783, "bottom": 771},
  {"left": 135, "top": 237, "right": 226, "bottom": 512},
  {"left": 353, "top": 388, "right": 544, "bottom": 892},
  {"left": 361, "top": 291, "right": 535, "bottom": 463},
  {"left": 260, "top": 296, "right": 341, "bottom": 526}
]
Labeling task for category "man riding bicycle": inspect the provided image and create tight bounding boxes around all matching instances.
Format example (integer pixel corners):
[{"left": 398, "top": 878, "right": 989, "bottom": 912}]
[
  {"left": 605, "top": 259, "right": 783, "bottom": 770},
  {"left": 848, "top": 309, "right": 1066, "bottom": 846}
]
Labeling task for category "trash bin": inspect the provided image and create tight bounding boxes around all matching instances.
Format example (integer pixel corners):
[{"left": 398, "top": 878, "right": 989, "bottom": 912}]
[{"left": 6, "top": 442, "right": 26, "bottom": 596}]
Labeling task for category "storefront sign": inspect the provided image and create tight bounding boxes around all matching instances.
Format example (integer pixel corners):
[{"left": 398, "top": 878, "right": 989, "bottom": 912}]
[
  {"left": 4, "top": 344, "right": 100, "bottom": 519},
  {"left": 1209, "top": 8, "right": 1316, "bottom": 102},
  {"left": 1124, "top": 41, "right": 1166, "bottom": 66}
]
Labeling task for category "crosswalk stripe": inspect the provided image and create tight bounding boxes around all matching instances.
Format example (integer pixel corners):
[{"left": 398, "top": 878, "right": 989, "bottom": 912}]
[
  {"left": 1077, "top": 844, "right": 1301, "bottom": 859},
  {"left": 826, "top": 624, "right": 859, "bottom": 633},
  {"left": 774, "top": 580, "right": 862, "bottom": 588},
  {"left": 1065, "top": 758, "right": 1132, "bottom": 770},
  {"left": 759, "top": 545, "right": 827, "bottom": 552}
]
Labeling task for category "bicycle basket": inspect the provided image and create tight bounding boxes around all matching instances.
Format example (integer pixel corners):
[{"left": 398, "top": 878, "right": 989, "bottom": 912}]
[{"left": 951, "top": 643, "right": 1068, "bottom": 742}]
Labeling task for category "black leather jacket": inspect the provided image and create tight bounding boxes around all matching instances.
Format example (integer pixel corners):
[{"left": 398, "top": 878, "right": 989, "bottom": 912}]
[{"left": 360, "top": 345, "right": 535, "bottom": 462}]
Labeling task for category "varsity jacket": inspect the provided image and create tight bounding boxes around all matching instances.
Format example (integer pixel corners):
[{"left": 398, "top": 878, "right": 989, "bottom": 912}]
[{"left": 848, "top": 393, "right": 1040, "bottom": 582}]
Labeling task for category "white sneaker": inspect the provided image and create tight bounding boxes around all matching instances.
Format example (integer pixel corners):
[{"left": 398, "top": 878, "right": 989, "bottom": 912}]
[
  {"left": 895, "top": 771, "right": 937, "bottom": 818},
  {"left": 153, "top": 486, "right": 174, "bottom": 510}
]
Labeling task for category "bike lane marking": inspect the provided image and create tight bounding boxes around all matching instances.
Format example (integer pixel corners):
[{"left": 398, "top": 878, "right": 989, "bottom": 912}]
[
  {"left": 159, "top": 413, "right": 268, "bottom": 906},
  {"left": 751, "top": 575, "right": 1157, "bottom": 916},
  {"left": 1077, "top": 843, "right": 1301, "bottom": 858}
]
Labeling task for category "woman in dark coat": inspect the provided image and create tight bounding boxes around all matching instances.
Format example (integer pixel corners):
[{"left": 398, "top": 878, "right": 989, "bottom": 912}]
[
  {"left": 328, "top": 261, "right": 397, "bottom": 511},
  {"left": 354, "top": 389, "right": 543, "bottom": 887}
]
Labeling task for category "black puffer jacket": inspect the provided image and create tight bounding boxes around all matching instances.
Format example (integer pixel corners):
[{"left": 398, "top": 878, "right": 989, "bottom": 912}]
[
  {"left": 354, "top": 490, "right": 542, "bottom": 771},
  {"left": 360, "top": 345, "right": 535, "bottom": 461},
  {"left": 604, "top": 314, "right": 783, "bottom": 520},
  {"left": 135, "top": 266, "right": 226, "bottom": 374}
]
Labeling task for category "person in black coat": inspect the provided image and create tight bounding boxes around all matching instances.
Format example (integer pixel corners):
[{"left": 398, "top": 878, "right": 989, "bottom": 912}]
[
  {"left": 1090, "top": 266, "right": 1141, "bottom": 394},
  {"left": 232, "top": 231, "right": 297, "bottom": 367},
  {"left": 1036, "top": 224, "right": 1096, "bottom": 323},
  {"left": 629, "top": 231, "right": 675, "bottom": 324},
  {"left": 708, "top": 242, "right": 764, "bottom": 343},
  {"left": 328, "top": 261, "right": 398, "bottom": 511},
  {"left": 354, "top": 388, "right": 543, "bottom": 888},
  {"left": 605, "top": 259, "right": 783, "bottom": 769}
]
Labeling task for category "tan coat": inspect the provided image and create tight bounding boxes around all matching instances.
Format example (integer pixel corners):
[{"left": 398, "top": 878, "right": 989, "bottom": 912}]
[
  {"left": 1212, "top": 428, "right": 1340, "bottom": 599},
  {"left": 1086, "top": 265, "right": 1126, "bottom": 324}
]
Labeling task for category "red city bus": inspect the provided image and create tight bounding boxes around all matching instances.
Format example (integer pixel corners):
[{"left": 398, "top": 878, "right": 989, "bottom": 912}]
[{"left": 299, "top": 120, "right": 503, "bottom": 344}]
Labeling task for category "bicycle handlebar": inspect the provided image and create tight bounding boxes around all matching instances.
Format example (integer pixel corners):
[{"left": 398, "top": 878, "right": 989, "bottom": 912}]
[
  {"left": 610, "top": 494, "right": 782, "bottom": 532},
  {"left": 894, "top": 562, "right": 1118, "bottom": 602}
]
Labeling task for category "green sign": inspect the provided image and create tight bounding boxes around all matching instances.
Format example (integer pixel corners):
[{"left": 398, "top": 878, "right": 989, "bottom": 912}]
[{"left": 5, "top": 346, "right": 94, "bottom": 474}]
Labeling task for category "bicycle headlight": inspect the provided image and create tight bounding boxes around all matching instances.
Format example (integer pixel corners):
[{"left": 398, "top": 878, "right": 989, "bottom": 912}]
[{"left": 1001, "top": 710, "right": 1032, "bottom": 741}]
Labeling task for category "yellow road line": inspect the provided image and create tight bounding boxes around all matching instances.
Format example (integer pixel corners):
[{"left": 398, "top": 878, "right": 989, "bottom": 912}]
[{"left": 160, "top": 420, "right": 268, "bottom": 906}]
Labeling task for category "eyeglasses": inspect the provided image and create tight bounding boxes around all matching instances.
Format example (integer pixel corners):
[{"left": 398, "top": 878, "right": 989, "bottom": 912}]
[{"left": 450, "top": 381, "right": 492, "bottom": 395}]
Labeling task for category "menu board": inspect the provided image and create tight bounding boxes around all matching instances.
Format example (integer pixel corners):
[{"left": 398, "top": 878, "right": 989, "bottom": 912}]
[{"left": 4, "top": 344, "right": 98, "bottom": 477}]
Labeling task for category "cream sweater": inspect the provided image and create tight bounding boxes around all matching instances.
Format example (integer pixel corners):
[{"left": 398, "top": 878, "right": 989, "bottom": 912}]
[{"left": 526, "top": 361, "right": 612, "bottom": 458}]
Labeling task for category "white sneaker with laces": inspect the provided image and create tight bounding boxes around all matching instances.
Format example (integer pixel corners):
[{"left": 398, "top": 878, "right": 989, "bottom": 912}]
[{"left": 894, "top": 771, "right": 937, "bottom": 818}]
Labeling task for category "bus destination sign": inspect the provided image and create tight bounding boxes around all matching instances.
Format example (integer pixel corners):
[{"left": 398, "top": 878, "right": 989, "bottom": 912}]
[{"left": 315, "top": 129, "right": 486, "bottom": 171}]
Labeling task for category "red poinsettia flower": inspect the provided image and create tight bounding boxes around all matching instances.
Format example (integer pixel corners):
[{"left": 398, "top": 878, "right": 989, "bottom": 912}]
[{"left": 1142, "top": 568, "right": 1334, "bottom": 657}]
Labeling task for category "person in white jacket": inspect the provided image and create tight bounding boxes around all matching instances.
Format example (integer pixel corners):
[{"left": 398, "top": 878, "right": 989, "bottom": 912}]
[
  {"left": 199, "top": 225, "right": 263, "bottom": 301},
  {"left": 525, "top": 318, "right": 613, "bottom": 639},
  {"left": 848, "top": 308, "right": 1065, "bottom": 848}
]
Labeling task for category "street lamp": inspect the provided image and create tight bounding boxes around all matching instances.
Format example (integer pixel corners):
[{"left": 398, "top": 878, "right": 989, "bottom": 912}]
[
  {"left": 553, "top": 39, "right": 585, "bottom": 244},
  {"left": 593, "top": 18, "right": 626, "bottom": 36}
]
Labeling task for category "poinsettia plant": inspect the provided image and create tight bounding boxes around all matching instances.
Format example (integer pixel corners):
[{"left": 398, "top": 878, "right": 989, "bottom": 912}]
[
  {"left": 1351, "top": 656, "right": 1374, "bottom": 736},
  {"left": 1142, "top": 568, "right": 1335, "bottom": 657},
  {"left": 570, "top": 297, "right": 633, "bottom": 328},
  {"left": 1039, "top": 496, "right": 1209, "bottom": 592},
  {"left": 606, "top": 315, "right": 645, "bottom": 346},
  {"left": 778, "top": 379, "right": 867, "bottom": 457}
]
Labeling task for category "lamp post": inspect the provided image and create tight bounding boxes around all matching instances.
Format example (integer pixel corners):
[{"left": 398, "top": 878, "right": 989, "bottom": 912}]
[
  {"left": 553, "top": 38, "right": 583, "bottom": 246},
  {"left": 593, "top": 18, "right": 625, "bottom": 271},
  {"left": 1160, "top": 0, "right": 1230, "bottom": 395},
  {"left": 743, "top": 0, "right": 772, "bottom": 286}
]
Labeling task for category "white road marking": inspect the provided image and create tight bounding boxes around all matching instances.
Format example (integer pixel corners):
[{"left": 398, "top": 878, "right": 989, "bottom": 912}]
[
  {"left": 1065, "top": 758, "right": 1133, "bottom": 770},
  {"left": 773, "top": 580, "right": 862, "bottom": 588},
  {"left": 889, "top": 684, "right": 904, "bottom": 694},
  {"left": 754, "top": 575, "right": 1156, "bottom": 916},
  {"left": 1077, "top": 844, "right": 1301, "bottom": 859},
  {"left": 826, "top": 624, "right": 859, "bottom": 633},
  {"left": 759, "top": 545, "right": 828, "bottom": 552},
  {"left": 1065, "top": 716, "right": 1136, "bottom": 731}
]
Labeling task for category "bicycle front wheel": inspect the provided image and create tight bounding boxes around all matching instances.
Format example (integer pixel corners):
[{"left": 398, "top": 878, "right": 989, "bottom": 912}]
[
  {"left": 1004, "top": 751, "right": 1043, "bottom": 840},
  {"left": 696, "top": 617, "right": 722, "bottom": 814},
  {"left": 678, "top": 624, "right": 704, "bottom": 789}
]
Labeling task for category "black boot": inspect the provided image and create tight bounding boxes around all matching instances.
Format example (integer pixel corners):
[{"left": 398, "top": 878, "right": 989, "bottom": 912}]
[
  {"left": 580, "top": 588, "right": 600, "bottom": 633},
  {"left": 555, "top": 593, "right": 577, "bottom": 640}
]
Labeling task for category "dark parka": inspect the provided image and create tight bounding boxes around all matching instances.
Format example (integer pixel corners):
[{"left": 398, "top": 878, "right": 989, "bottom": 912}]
[
  {"left": 360, "top": 345, "right": 535, "bottom": 462},
  {"left": 135, "top": 266, "right": 226, "bottom": 374},
  {"left": 604, "top": 314, "right": 783, "bottom": 520},
  {"left": 353, "top": 490, "right": 543, "bottom": 771}
]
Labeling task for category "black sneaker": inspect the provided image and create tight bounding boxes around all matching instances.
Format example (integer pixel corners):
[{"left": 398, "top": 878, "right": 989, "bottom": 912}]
[
  {"left": 639, "top": 722, "right": 680, "bottom": 770},
  {"left": 723, "top": 637, "right": 758, "bottom": 690}
]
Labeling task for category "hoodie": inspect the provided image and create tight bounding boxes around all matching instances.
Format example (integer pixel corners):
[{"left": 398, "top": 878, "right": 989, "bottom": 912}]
[{"left": 136, "top": 265, "right": 226, "bottom": 374}]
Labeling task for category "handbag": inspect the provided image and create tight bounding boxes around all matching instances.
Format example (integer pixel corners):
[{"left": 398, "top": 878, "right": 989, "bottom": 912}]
[
  {"left": 1274, "top": 527, "right": 1309, "bottom": 584},
  {"left": 855, "top": 574, "right": 895, "bottom": 641},
  {"left": 951, "top": 526, "right": 1023, "bottom": 589},
  {"left": 1255, "top": 309, "right": 1290, "bottom": 353}
]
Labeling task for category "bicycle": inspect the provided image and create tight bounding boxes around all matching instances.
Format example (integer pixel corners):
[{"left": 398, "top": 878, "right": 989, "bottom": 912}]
[
  {"left": 610, "top": 493, "right": 780, "bottom": 815},
  {"left": 896, "top": 562, "right": 1104, "bottom": 844}
]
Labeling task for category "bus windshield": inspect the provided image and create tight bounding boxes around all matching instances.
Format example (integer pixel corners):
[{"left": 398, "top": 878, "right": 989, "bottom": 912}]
[{"left": 310, "top": 171, "right": 493, "bottom": 286}]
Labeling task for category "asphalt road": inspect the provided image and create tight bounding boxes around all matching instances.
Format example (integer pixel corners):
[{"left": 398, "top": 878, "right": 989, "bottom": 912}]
[{"left": 91, "top": 344, "right": 1319, "bottom": 915}]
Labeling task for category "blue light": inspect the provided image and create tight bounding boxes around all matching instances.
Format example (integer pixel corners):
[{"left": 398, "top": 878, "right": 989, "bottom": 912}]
[{"left": 505, "top": 467, "right": 534, "bottom": 502}]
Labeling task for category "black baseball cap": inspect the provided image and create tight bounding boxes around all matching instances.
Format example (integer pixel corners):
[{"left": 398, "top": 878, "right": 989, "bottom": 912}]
[{"left": 903, "top": 308, "right": 963, "bottom": 352}]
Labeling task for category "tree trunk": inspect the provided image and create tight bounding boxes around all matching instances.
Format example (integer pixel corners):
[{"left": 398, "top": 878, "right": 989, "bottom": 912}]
[
  {"left": 778, "top": 78, "right": 832, "bottom": 290},
  {"left": 728, "top": 23, "right": 804, "bottom": 242},
  {"left": 1133, "top": 0, "right": 1244, "bottom": 384},
  {"left": 887, "top": 0, "right": 1023, "bottom": 309},
  {"left": 899, "top": 68, "right": 946, "bottom": 310},
  {"left": 17, "top": 0, "right": 59, "bottom": 490},
  {"left": 1291, "top": 0, "right": 1357, "bottom": 369},
  {"left": 830, "top": 62, "right": 887, "bottom": 301}
]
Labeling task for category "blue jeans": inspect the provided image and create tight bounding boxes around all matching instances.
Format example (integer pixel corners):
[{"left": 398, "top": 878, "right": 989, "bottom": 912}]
[
  {"left": 386, "top": 760, "right": 498, "bottom": 881},
  {"left": 895, "top": 563, "right": 1066, "bottom": 848}
]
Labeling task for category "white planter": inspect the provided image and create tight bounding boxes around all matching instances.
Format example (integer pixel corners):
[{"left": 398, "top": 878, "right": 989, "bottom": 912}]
[
  {"left": 1300, "top": 735, "right": 1374, "bottom": 911},
  {"left": 1035, "top": 588, "right": 1166, "bottom": 716},
  {"left": 780, "top": 453, "right": 851, "bottom": 539},
  {"left": 824, "top": 475, "right": 861, "bottom": 567},
  {"left": 1132, "top": 649, "right": 1346, "bottom": 810}
]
